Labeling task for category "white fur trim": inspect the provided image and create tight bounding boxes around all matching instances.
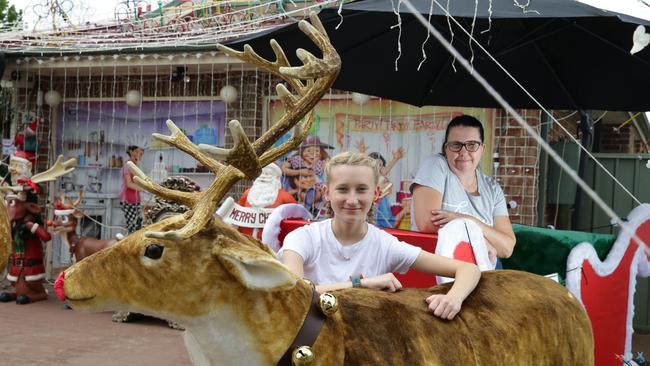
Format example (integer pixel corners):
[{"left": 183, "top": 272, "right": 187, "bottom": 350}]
[
  {"left": 435, "top": 218, "right": 494, "bottom": 284},
  {"left": 261, "top": 204, "right": 312, "bottom": 252},
  {"left": 566, "top": 203, "right": 650, "bottom": 362},
  {"left": 54, "top": 209, "right": 75, "bottom": 216},
  {"left": 25, "top": 273, "right": 46, "bottom": 281},
  {"left": 10, "top": 155, "right": 30, "bottom": 165},
  {"left": 30, "top": 223, "right": 39, "bottom": 233},
  {"left": 6, "top": 274, "right": 17, "bottom": 282}
]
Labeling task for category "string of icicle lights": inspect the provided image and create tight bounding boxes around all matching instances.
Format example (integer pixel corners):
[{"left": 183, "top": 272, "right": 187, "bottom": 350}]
[{"left": 0, "top": 0, "right": 345, "bottom": 54}]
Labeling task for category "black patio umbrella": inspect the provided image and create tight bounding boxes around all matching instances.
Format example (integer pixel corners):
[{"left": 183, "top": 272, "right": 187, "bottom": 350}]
[{"left": 227, "top": 0, "right": 650, "bottom": 111}]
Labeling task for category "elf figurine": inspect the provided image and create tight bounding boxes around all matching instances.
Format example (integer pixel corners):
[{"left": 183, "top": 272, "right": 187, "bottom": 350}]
[{"left": 0, "top": 155, "right": 76, "bottom": 304}]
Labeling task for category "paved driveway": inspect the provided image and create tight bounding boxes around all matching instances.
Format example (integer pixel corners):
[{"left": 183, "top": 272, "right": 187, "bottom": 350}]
[{"left": 0, "top": 281, "right": 191, "bottom": 366}]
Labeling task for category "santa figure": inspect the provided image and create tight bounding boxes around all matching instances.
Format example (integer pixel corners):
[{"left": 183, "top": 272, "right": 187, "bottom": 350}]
[
  {"left": 233, "top": 163, "right": 296, "bottom": 240},
  {"left": 0, "top": 182, "right": 51, "bottom": 304}
]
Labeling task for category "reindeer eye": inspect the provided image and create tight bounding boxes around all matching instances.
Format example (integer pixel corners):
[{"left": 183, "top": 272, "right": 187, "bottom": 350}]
[
  {"left": 8, "top": 199, "right": 16, "bottom": 207},
  {"left": 144, "top": 244, "right": 164, "bottom": 260},
  {"left": 62, "top": 216, "right": 69, "bottom": 224}
]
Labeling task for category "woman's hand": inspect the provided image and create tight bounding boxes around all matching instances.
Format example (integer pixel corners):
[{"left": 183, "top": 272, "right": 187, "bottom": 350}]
[
  {"left": 430, "top": 209, "right": 464, "bottom": 227},
  {"left": 425, "top": 293, "right": 463, "bottom": 320},
  {"left": 361, "top": 273, "right": 403, "bottom": 292}
]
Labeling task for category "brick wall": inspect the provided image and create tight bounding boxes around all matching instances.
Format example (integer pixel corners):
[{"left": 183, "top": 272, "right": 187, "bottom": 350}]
[{"left": 493, "top": 109, "right": 542, "bottom": 226}]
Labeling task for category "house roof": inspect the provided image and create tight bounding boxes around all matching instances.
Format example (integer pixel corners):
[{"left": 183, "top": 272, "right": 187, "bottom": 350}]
[{"left": 0, "top": 0, "right": 335, "bottom": 57}]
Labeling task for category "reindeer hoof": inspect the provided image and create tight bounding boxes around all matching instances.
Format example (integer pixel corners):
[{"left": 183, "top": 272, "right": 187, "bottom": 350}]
[
  {"left": 16, "top": 295, "right": 30, "bottom": 305},
  {"left": 0, "top": 292, "right": 13, "bottom": 302},
  {"left": 167, "top": 321, "right": 185, "bottom": 330},
  {"left": 112, "top": 311, "right": 142, "bottom": 323}
]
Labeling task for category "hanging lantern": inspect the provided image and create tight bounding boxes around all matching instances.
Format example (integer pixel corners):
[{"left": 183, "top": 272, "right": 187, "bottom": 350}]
[
  {"left": 351, "top": 92, "right": 371, "bottom": 105},
  {"left": 219, "top": 85, "right": 238, "bottom": 103},
  {"left": 44, "top": 90, "right": 62, "bottom": 107},
  {"left": 125, "top": 90, "right": 142, "bottom": 107}
]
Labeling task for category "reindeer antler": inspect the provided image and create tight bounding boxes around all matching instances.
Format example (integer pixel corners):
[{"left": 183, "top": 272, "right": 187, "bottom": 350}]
[
  {"left": 64, "top": 188, "right": 84, "bottom": 208},
  {"left": 31, "top": 155, "right": 77, "bottom": 184},
  {"left": 133, "top": 13, "right": 340, "bottom": 241}
]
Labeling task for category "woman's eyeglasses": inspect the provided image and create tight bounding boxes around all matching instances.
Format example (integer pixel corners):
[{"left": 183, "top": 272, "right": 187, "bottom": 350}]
[{"left": 445, "top": 141, "right": 482, "bottom": 152}]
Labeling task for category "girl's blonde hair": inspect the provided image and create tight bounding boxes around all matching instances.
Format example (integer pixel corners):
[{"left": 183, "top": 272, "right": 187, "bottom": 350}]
[{"left": 324, "top": 151, "right": 381, "bottom": 185}]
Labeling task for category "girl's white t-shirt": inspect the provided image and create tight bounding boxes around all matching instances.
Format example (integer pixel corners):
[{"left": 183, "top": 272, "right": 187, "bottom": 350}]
[{"left": 278, "top": 219, "right": 422, "bottom": 285}]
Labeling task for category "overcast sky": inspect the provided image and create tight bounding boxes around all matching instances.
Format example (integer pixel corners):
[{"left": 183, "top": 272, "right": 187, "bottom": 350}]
[{"left": 8, "top": 0, "right": 134, "bottom": 29}]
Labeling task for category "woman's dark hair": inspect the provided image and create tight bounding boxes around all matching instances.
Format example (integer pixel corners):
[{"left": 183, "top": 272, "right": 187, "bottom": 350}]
[
  {"left": 126, "top": 145, "right": 141, "bottom": 155},
  {"left": 442, "top": 115, "right": 484, "bottom": 155},
  {"left": 368, "top": 152, "right": 386, "bottom": 167}
]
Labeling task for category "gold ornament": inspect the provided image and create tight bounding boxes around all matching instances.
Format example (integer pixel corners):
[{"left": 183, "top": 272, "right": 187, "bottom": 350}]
[
  {"left": 291, "top": 345, "right": 314, "bottom": 366},
  {"left": 319, "top": 292, "right": 339, "bottom": 316}
]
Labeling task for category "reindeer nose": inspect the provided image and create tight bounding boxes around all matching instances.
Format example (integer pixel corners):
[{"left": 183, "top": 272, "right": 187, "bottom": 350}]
[{"left": 54, "top": 271, "right": 66, "bottom": 301}]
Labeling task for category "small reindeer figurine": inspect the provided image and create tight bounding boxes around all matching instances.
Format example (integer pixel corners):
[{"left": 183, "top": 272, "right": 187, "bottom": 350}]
[
  {"left": 0, "top": 155, "right": 76, "bottom": 304},
  {"left": 54, "top": 14, "right": 593, "bottom": 366},
  {"left": 51, "top": 189, "right": 117, "bottom": 262}
]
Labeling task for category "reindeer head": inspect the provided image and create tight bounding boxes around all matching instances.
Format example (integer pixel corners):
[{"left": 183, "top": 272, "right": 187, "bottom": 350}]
[
  {"left": 56, "top": 14, "right": 340, "bottom": 330},
  {"left": 51, "top": 189, "right": 84, "bottom": 236}
]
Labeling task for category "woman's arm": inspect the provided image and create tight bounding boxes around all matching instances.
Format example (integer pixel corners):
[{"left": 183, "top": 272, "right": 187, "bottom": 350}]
[
  {"left": 430, "top": 212, "right": 516, "bottom": 258},
  {"left": 411, "top": 184, "right": 443, "bottom": 233},
  {"left": 123, "top": 172, "right": 141, "bottom": 191},
  {"left": 281, "top": 160, "right": 312, "bottom": 177},
  {"left": 282, "top": 250, "right": 402, "bottom": 293},
  {"left": 411, "top": 251, "right": 481, "bottom": 319}
]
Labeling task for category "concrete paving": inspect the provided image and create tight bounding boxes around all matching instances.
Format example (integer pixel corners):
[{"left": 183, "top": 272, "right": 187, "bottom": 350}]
[{"left": 0, "top": 281, "right": 191, "bottom": 366}]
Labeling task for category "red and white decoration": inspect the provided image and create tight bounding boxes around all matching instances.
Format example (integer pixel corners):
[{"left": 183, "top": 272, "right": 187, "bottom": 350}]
[
  {"left": 566, "top": 204, "right": 650, "bottom": 366},
  {"left": 435, "top": 218, "right": 494, "bottom": 284}
]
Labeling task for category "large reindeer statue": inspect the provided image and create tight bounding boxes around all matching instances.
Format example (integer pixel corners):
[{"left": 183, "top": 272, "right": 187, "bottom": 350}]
[
  {"left": 54, "top": 15, "right": 593, "bottom": 365},
  {"left": 51, "top": 189, "right": 117, "bottom": 262},
  {"left": 1, "top": 155, "right": 76, "bottom": 304}
]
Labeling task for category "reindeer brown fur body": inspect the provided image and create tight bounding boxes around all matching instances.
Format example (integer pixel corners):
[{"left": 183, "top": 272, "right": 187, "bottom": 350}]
[{"left": 60, "top": 215, "right": 593, "bottom": 365}]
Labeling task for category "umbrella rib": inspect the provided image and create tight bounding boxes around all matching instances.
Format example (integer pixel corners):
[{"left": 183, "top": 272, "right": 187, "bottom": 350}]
[
  {"left": 494, "top": 20, "right": 571, "bottom": 57},
  {"left": 572, "top": 22, "right": 650, "bottom": 69},
  {"left": 522, "top": 19, "right": 580, "bottom": 110}
]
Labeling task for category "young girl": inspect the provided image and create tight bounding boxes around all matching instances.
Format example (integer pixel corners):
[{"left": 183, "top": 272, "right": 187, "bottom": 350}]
[
  {"left": 279, "top": 152, "right": 481, "bottom": 320},
  {"left": 119, "top": 145, "right": 144, "bottom": 234}
]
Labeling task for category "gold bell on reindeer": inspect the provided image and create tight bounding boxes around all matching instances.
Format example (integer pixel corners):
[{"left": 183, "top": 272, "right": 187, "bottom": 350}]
[
  {"left": 319, "top": 292, "right": 338, "bottom": 316},
  {"left": 292, "top": 345, "right": 314, "bottom": 366}
]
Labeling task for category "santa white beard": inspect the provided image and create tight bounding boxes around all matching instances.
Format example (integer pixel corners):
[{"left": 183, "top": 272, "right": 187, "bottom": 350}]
[{"left": 247, "top": 179, "right": 281, "bottom": 207}]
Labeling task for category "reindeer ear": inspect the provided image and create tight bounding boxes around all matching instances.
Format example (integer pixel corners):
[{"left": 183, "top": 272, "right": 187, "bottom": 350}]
[{"left": 214, "top": 235, "right": 297, "bottom": 291}]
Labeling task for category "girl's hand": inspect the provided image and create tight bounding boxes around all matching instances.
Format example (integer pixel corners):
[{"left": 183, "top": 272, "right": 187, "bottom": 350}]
[
  {"left": 361, "top": 273, "right": 403, "bottom": 292},
  {"left": 425, "top": 293, "right": 463, "bottom": 320},
  {"left": 430, "top": 210, "right": 462, "bottom": 227}
]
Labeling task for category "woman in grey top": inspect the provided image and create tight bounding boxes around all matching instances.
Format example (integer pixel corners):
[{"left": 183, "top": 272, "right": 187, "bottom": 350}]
[{"left": 411, "top": 115, "right": 516, "bottom": 261}]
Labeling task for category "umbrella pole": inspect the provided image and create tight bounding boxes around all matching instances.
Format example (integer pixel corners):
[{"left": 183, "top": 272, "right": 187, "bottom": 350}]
[{"left": 571, "top": 111, "right": 594, "bottom": 230}]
